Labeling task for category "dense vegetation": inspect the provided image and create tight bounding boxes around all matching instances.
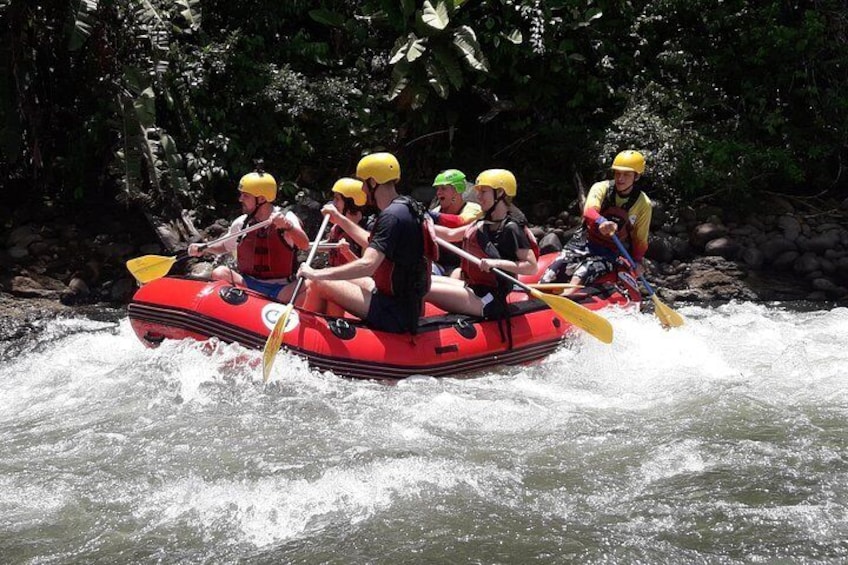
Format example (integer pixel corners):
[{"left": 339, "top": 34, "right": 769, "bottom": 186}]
[{"left": 2, "top": 0, "right": 846, "bottom": 230}]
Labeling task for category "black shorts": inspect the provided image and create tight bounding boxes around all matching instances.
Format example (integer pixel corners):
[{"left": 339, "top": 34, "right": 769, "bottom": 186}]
[
  {"left": 366, "top": 290, "right": 417, "bottom": 333},
  {"left": 468, "top": 284, "right": 509, "bottom": 319}
]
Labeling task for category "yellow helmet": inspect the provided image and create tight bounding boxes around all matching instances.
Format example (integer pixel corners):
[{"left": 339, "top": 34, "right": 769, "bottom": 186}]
[
  {"left": 238, "top": 171, "right": 277, "bottom": 202},
  {"left": 475, "top": 169, "right": 517, "bottom": 197},
  {"left": 331, "top": 177, "right": 366, "bottom": 207},
  {"left": 356, "top": 152, "right": 401, "bottom": 184},
  {"left": 611, "top": 150, "right": 646, "bottom": 174}
]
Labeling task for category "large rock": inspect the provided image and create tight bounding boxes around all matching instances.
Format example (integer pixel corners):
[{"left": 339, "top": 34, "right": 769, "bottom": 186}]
[
  {"left": 819, "top": 257, "right": 836, "bottom": 275},
  {"left": 704, "top": 237, "right": 740, "bottom": 259},
  {"left": 772, "top": 250, "right": 800, "bottom": 271},
  {"left": 650, "top": 199, "right": 669, "bottom": 228},
  {"left": 793, "top": 252, "right": 821, "bottom": 276},
  {"left": 6, "top": 225, "right": 41, "bottom": 248},
  {"left": 537, "top": 232, "right": 563, "bottom": 254},
  {"left": 110, "top": 278, "right": 137, "bottom": 303},
  {"left": 529, "top": 226, "right": 547, "bottom": 241},
  {"left": 811, "top": 277, "right": 847, "bottom": 299},
  {"left": 691, "top": 222, "right": 728, "bottom": 249},
  {"left": 8, "top": 274, "right": 66, "bottom": 299},
  {"left": 60, "top": 277, "right": 90, "bottom": 305},
  {"left": 8, "top": 246, "right": 29, "bottom": 260},
  {"left": 100, "top": 241, "right": 137, "bottom": 260},
  {"left": 836, "top": 257, "right": 848, "bottom": 283},
  {"left": 777, "top": 215, "right": 802, "bottom": 241},
  {"left": 760, "top": 237, "right": 797, "bottom": 263},
  {"left": 646, "top": 233, "right": 675, "bottom": 263},
  {"left": 668, "top": 256, "right": 757, "bottom": 301},
  {"left": 740, "top": 247, "right": 764, "bottom": 269},
  {"left": 801, "top": 231, "right": 841, "bottom": 254}
]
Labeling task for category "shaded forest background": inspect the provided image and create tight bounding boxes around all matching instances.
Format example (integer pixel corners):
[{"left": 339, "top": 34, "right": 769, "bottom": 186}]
[{"left": 2, "top": 0, "right": 847, "bottom": 233}]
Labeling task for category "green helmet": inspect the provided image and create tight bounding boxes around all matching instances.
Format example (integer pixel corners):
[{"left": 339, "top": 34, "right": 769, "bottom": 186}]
[{"left": 432, "top": 169, "right": 467, "bottom": 194}]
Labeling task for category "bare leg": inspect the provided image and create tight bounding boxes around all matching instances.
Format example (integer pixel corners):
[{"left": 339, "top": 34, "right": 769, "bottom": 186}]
[
  {"left": 431, "top": 274, "right": 465, "bottom": 287},
  {"left": 425, "top": 278, "right": 484, "bottom": 316},
  {"left": 275, "top": 281, "right": 298, "bottom": 303},
  {"left": 211, "top": 266, "right": 244, "bottom": 286},
  {"left": 308, "top": 278, "right": 375, "bottom": 320},
  {"left": 299, "top": 279, "right": 327, "bottom": 314}
]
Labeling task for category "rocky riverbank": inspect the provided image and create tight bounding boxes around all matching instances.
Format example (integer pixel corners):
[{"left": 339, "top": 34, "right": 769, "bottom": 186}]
[
  {"left": 531, "top": 194, "right": 848, "bottom": 303},
  {"left": 2, "top": 193, "right": 847, "bottom": 326}
]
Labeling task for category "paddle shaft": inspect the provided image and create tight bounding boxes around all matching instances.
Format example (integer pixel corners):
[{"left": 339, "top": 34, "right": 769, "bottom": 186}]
[
  {"left": 196, "top": 221, "right": 338, "bottom": 255},
  {"left": 609, "top": 234, "right": 656, "bottom": 296},
  {"left": 289, "top": 214, "right": 332, "bottom": 302},
  {"left": 196, "top": 217, "right": 274, "bottom": 253},
  {"left": 610, "top": 233, "right": 684, "bottom": 328},
  {"left": 529, "top": 283, "right": 583, "bottom": 290},
  {"left": 434, "top": 238, "right": 538, "bottom": 296},
  {"left": 261, "top": 214, "right": 332, "bottom": 382}
]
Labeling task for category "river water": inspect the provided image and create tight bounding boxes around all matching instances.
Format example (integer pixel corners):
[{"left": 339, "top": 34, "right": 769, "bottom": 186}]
[{"left": 1, "top": 302, "right": 846, "bottom": 564}]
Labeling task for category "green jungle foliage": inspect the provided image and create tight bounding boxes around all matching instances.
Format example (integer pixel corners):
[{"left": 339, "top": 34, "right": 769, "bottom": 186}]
[{"left": 1, "top": 0, "right": 846, "bottom": 224}]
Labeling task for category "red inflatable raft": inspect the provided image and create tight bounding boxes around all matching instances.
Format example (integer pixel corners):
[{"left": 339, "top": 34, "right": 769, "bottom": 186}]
[{"left": 128, "top": 254, "right": 640, "bottom": 380}]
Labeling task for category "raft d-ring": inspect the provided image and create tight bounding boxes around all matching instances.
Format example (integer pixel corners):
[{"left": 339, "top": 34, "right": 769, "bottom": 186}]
[
  {"left": 219, "top": 286, "right": 248, "bottom": 305},
  {"left": 328, "top": 318, "right": 356, "bottom": 340},
  {"left": 454, "top": 319, "right": 477, "bottom": 340}
]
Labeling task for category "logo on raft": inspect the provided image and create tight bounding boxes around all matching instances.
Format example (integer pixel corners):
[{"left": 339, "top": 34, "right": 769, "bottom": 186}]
[{"left": 260, "top": 303, "right": 300, "bottom": 333}]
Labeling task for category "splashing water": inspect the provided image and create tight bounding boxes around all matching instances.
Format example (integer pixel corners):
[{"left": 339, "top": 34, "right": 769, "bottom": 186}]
[{"left": 1, "top": 304, "right": 846, "bottom": 563}]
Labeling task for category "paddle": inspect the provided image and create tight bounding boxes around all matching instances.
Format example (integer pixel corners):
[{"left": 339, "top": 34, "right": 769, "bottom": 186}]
[
  {"left": 528, "top": 283, "right": 584, "bottom": 292},
  {"left": 610, "top": 234, "right": 684, "bottom": 329},
  {"left": 434, "top": 238, "right": 613, "bottom": 344},
  {"left": 126, "top": 218, "right": 274, "bottom": 284},
  {"left": 262, "top": 213, "right": 332, "bottom": 383}
]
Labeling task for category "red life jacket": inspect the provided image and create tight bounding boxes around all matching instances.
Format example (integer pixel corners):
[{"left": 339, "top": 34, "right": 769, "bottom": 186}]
[
  {"left": 326, "top": 224, "right": 348, "bottom": 267},
  {"left": 371, "top": 196, "right": 439, "bottom": 298},
  {"left": 461, "top": 222, "right": 498, "bottom": 288},
  {"left": 586, "top": 181, "right": 641, "bottom": 253},
  {"left": 236, "top": 221, "right": 298, "bottom": 279},
  {"left": 460, "top": 217, "right": 537, "bottom": 288},
  {"left": 326, "top": 224, "right": 345, "bottom": 267}
]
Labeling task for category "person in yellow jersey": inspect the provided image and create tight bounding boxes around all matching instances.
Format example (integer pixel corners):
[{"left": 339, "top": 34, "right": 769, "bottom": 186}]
[
  {"left": 188, "top": 167, "right": 310, "bottom": 301},
  {"left": 427, "top": 169, "right": 483, "bottom": 277},
  {"left": 540, "top": 150, "right": 652, "bottom": 292}
]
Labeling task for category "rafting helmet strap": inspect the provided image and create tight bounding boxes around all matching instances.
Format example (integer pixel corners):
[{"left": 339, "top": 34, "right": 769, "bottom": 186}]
[{"left": 482, "top": 188, "right": 509, "bottom": 222}]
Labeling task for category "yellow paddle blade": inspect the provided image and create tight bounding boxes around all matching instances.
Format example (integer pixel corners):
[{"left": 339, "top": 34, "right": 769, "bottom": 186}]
[
  {"left": 651, "top": 295, "right": 685, "bottom": 329},
  {"left": 530, "top": 288, "right": 613, "bottom": 344},
  {"left": 262, "top": 304, "right": 293, "bottom": 383},
  {"left": 125, "top": 255, "right": 178, "bottom": 284}
]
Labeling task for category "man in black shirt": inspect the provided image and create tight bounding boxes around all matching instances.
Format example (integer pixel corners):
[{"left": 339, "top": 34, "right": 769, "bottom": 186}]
[{"left": 298, "top": 152, "right": 433, "bottom": 333}]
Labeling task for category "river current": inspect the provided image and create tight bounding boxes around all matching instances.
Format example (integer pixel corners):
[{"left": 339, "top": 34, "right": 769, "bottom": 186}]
[{"left": 1, "top": 302, "right": 846, "bottom": 564}]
